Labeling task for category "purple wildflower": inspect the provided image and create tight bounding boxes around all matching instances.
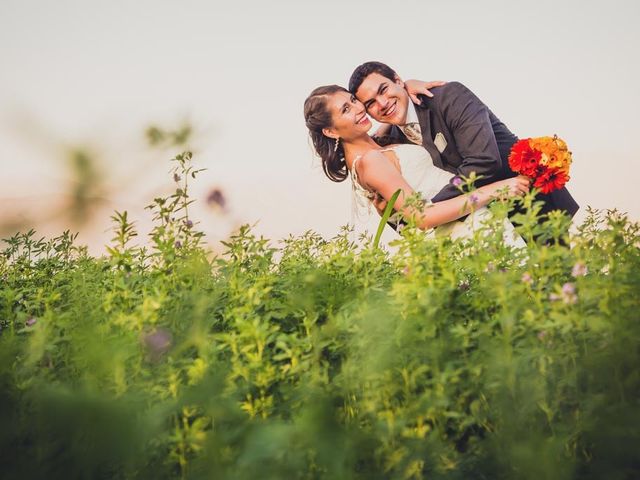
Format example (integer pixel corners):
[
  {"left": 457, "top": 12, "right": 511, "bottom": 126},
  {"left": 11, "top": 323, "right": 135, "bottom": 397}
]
[
  {"left": 452, "top": 177, "right": 463, "bottom": 187},
  {"left": 571, "top": 262, "right": 588, "bottom": 277},
  {"left": 562, "top": 283, "right": 578, "bottom": 304},
  {"left": 174, "top": 240, "right": 182, "bottom": 249},
  {"left": 521, "top": 272, "right": 533, "bottom": 284},
  {"left": 469, "top": 193, "right": 479, "bottom": 205},
  {"left": 550, "top": 283, "right": 578, "bottom": 304},
  {"left": 537, "top": 331, "right": 547, "bottom": 341},
  {"left": 184, "top": 220, "right": 193, "bottom": 228},
  {"left": 142, "top": 328, "right": 173, "bottom": 361},
  {"left": 207, "top": 188, "right": 227, "bottom": 210},
  {"left": 26, "top": 317, "right": 37, "bottom": 327},
  {"left": 562, "top": 282, "right": 575, "bottom": 295}
]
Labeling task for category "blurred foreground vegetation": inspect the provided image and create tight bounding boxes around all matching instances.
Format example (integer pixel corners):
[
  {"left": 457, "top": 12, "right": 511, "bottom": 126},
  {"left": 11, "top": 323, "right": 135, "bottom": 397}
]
[{"left": 1, "top": 152, "right": 639, "bottom": 479}]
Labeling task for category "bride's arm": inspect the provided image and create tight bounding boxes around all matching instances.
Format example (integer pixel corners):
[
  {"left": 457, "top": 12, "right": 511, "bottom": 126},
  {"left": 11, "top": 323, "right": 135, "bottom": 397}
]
[
  {"left": 404, "top": 79, "right": 447, "bottom": 104},
  {"left": 357, "top": 151, "right": 529, "bottom": 230}
]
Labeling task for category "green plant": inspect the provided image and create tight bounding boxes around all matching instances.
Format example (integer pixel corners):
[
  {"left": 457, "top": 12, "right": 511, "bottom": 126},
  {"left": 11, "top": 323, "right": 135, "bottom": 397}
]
[{"left": 1, "top": 152, "right": 638, "bottom": 479}]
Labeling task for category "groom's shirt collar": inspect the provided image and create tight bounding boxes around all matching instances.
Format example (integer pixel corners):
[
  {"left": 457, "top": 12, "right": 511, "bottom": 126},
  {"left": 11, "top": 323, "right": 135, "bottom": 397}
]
[{"left": 404, "top": 101, "right": 420, "bottom": 127}]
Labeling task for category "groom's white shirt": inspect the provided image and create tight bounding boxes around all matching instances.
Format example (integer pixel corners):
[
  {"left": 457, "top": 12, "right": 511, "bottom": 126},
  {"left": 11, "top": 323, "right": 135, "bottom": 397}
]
[
  {"left": 399, "top": 101, "right": 423, "bottom": 145},
  {"left": 404, "top": 101, "right": 420, "bottom": 130}
]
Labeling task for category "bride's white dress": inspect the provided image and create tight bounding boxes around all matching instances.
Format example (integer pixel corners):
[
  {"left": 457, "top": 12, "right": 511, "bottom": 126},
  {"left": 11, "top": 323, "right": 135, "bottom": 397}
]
[{"left": 351, "top": 143, "right": 526, "bottom": 248}]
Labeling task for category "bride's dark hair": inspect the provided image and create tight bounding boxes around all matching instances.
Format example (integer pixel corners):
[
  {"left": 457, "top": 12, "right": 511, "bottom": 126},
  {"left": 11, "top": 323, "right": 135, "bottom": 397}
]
[{"left": 303, "top": 85, "right": 349, "bottom": 182}]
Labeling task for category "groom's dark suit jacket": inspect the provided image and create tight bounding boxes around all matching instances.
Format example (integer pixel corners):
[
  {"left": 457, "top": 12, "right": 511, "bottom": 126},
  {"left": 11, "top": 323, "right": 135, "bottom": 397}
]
[{"left": 376, "top": 82, "right": 579, "bottom": 218}]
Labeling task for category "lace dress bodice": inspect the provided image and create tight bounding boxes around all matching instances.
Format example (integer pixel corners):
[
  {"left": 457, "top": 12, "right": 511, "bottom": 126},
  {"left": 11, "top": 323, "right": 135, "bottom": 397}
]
[
  {"left": 350, "top": 143, "right": 451, "bottom": 207},
  {"left": 348, "top": 143, "right": 525, "bottom": 248}
]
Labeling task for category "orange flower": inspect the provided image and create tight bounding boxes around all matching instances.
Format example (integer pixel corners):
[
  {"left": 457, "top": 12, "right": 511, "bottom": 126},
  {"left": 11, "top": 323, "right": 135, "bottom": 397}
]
[{"left": 541, "top": 138, "right": 571, "bottom": 170}]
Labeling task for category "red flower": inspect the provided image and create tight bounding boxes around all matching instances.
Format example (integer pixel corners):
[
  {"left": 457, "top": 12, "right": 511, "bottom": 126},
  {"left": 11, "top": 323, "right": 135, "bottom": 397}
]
[
  {"left": 508, "top": 139, "right": 541, "bottom": 177},
  {"left": 533, "top": 167, "right": 569, "bottom": 193}
]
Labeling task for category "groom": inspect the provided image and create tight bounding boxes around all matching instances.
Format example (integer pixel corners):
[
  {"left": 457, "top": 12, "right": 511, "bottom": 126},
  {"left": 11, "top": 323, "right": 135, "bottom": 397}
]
[{"left": 349, "top": 61, "right": 579, "bottom": 221}]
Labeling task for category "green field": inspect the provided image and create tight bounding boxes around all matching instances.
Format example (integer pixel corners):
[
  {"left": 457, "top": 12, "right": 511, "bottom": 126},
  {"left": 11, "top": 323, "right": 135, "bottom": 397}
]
[{"left": 1, "top": 152, "right": 638, "bottom": 479}]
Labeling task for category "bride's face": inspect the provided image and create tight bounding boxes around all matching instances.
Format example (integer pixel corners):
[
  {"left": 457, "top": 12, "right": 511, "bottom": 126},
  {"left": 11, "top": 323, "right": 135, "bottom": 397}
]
[{"left": 322, "top": 91, "right": 371, "bottom": 141}]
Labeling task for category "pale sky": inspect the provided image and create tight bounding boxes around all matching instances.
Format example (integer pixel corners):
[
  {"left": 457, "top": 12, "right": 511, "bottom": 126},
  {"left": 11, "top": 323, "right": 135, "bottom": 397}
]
[{"left": 1, "top": 0, "right": 639, "bottom": 253}]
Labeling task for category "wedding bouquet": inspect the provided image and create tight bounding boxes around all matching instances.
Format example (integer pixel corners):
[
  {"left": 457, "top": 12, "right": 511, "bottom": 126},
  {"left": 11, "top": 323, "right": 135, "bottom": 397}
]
[{"left": 508, "top": 135, "right": 572, "bottom": 193}]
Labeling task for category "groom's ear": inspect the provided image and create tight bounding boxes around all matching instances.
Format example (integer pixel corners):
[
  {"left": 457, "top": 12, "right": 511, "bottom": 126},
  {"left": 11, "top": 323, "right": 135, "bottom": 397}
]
[
  {"left": 393, "top": 75, "right": 405, "bottom": 88},
  {"left": 322, "top": 127, "right": 338, "bottom": 140}
]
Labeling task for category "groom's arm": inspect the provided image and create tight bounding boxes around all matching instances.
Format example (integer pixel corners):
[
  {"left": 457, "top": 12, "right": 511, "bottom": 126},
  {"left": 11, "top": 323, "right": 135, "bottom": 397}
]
[{"left": 430, "top": 82, "right": 503, "bottom": 203}]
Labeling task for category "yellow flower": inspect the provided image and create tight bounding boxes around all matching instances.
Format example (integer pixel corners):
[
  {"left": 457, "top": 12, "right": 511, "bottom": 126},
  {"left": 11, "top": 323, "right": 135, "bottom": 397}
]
[{"left": 540, "top": 152, "right": 550, "bottom": 166}]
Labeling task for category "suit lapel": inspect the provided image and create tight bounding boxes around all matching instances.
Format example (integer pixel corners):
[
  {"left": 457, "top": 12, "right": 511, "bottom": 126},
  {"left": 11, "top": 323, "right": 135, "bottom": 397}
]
[
  {"left": 388, "top": 125, "right": 411, "bottom": 145},
  {"left": 415, "top": 105, "right": 444, "bottom": 169}
]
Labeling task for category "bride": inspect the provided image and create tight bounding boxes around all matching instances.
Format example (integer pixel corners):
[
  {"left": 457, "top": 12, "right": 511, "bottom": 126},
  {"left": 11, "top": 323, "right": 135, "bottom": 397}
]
[{"left": 303, "top": 84, "right": 530, "bottom": 246}]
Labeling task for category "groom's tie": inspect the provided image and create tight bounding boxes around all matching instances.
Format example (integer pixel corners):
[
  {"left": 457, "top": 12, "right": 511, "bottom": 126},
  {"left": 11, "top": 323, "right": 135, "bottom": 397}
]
[{"left": 401, "top": 122, "right": 423, "bottom": 145}]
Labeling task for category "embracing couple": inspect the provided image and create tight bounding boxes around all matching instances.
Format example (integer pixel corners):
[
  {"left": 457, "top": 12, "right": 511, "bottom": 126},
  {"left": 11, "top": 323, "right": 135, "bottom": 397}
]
[{"left": 304, "top": 61, "right": 579, "bottom": 246}]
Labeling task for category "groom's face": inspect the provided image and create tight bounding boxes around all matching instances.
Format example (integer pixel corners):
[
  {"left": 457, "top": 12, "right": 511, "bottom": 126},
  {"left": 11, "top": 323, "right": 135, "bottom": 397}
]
[{"left": 354, "top": 72, "right": 409, "bottom": 125}]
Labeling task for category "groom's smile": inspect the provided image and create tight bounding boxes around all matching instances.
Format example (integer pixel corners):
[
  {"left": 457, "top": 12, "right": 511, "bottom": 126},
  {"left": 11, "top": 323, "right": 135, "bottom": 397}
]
[{"left": 381, "top": 99, "right": 397, "bottom": 118}]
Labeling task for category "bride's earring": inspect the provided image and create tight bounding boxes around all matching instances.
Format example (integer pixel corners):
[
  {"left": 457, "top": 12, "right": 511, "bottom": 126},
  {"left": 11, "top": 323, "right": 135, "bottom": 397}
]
[{"left": 333, "top": 138, "right": 340, "bottom": 153}]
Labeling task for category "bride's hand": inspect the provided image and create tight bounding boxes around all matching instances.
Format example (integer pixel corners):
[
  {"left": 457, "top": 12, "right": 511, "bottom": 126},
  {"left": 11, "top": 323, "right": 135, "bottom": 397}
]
[
  {"left": 372, "top": 193, "right": 388, "bottom": 216},
  {"left": 404, "top": 79, "right": 447, "bottom": 104},
  {"left": 490, "top": 175, "right": 531, "bottom": 199}
]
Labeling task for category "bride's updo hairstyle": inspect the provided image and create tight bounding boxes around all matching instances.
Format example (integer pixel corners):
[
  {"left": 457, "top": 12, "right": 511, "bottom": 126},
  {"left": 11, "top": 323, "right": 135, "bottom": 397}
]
[{"left": 304, "top": 85, "right": 349, "bottom": 182}]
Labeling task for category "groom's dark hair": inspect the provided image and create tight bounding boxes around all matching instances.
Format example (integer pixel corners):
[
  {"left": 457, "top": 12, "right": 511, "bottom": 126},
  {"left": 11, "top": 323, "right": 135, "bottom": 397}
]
[{"left": 349, "top": 61, "right": 399, "bottom": 93}]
